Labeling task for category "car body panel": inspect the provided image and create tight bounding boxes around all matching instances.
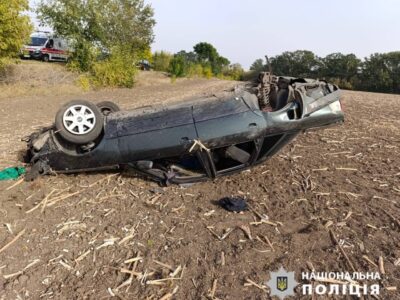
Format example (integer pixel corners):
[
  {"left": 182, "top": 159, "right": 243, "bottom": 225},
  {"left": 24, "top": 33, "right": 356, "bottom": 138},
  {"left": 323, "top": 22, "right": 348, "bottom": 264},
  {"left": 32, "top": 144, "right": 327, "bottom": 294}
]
[
  {"left": 118, "top": 123, "right": 197, "bottom": 162},
  {"left": 195, "top": 111, "right": 267, "bottom": 148}
]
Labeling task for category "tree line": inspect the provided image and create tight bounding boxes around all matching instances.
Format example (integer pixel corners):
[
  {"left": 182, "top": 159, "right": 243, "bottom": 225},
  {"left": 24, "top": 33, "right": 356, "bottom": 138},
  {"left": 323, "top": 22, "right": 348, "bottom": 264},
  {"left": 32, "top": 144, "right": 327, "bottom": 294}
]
[
  {"left": 1, "top": 0, "right": 400, "bottom": 93},
  {"left": 152, "top": 43, "right": 244, "bottom": 81},
  {"left": 249, "top": 50, "right": 400, "bottom": 94}
]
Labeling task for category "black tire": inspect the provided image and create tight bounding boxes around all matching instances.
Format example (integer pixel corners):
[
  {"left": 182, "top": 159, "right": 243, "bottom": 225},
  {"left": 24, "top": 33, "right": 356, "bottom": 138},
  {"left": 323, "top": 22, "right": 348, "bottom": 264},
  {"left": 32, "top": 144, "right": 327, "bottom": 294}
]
[
  {"left": 42, "top": 54, "right": 49, "bottom": 62},
  {"left": 55, "top": 100, "right": 104, "bottom": 145},
  {"left": 97, "top": 101, "right": 120, "bottom": 116}
]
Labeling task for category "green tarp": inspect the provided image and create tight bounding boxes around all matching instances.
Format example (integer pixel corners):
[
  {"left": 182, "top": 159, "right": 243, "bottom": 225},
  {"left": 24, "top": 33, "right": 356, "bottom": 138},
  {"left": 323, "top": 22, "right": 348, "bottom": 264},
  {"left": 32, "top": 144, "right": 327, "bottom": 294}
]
[{"left": 0, "top": 167, "right": 26, "bottom": 181}]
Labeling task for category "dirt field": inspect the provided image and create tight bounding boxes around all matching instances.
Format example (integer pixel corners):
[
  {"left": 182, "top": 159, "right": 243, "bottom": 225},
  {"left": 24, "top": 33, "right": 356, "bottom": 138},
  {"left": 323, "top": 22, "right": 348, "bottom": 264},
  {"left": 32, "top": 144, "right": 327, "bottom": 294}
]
[{"left": 0, "top": 62, "right": 399, "bottom": 299}]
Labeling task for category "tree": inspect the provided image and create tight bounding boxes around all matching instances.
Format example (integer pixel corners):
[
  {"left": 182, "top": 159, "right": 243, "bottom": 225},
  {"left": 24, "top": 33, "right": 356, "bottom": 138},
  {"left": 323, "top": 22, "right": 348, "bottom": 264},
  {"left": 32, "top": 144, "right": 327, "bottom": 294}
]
[
  {"left": 166, "top": 43, "right": 238, "bottom": 80},
  {"left": 270, "top": 50, "right": 320, "bottom": 77},
  {"left": 175, "top": 50, "right": 197, "bottom": 63},
  {"left": 37, "top": 0, "right": 155, "bottom": 72},
  {"left": 246, "top": 50, "right": 400, "bottom": 93},
  {"left": 358, "top": 53, "right": 392, "bottom": 93},
  {"left": 193, "top": 42, "right": 230, "bottom": 75},
  {"left": 193, "top": 42, "right": 218, "bottom": 63},
  {"left": 250, "top": 58, "right": 265, "bottom": 72},
  {"left": 320, "top": 53, "right": 360, "bottom": 81},
  {"left": 314, "top": 53, "right": 361, "bottom": 89},
  {"left": 381, "top": 52, "right": 400, "bottom": 93},
  {"left": 213, "top": 55, "right": 230, "bottom": 75},
  {"left": 172, "top": 51, "right": 203, "bottom": 77},
  {"left": 0, "top": 0, "right": 32, "bottom": 68}
]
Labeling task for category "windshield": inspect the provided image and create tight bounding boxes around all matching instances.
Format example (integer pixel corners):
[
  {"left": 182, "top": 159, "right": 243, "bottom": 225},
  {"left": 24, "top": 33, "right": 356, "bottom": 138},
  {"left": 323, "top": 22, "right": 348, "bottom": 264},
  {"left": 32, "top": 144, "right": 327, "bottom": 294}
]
[{"left": 28, "top": 37, "right": 48, "bottom": 47}]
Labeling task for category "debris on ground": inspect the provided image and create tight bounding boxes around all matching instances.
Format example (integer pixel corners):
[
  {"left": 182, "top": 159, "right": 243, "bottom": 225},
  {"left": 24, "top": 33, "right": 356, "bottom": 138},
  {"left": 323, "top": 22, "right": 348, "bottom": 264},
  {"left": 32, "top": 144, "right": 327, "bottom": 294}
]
[
  {"left": 0, "top": 166, "right": 25, "bottom": 181},
  {"left": 218, "top": 196, "right": 248, "bottom": 212}
]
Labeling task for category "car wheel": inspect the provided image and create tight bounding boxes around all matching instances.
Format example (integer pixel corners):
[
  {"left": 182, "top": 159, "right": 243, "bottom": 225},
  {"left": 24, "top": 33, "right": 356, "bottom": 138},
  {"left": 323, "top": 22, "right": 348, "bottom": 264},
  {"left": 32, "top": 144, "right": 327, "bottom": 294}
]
[
  {"left": 55, "top": 100, "right": 104, "bottom": 145},
  {"left": 97, "top": 101, "right": 120, "bottom": 116},
  {"left": 43, "top": 55, "right": 49, "bottom": 62}
]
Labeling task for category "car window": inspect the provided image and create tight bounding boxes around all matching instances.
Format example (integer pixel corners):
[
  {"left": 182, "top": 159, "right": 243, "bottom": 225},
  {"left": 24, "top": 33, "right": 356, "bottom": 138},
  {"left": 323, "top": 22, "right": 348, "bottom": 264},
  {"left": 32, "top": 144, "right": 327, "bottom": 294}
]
[
  {"left": 212, "top": 141, "right": 256, "bottom": 174},
  {"left": 28, "top": 37, "right": 47, "bottom": 47}
]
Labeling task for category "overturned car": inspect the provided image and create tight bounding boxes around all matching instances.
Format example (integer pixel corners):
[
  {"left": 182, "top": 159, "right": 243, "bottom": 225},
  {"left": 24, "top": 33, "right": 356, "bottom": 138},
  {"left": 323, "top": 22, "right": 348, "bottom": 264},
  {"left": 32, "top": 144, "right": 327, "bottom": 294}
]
[{"left": 24, "top": 73, "right": 344, "bottom": 184}]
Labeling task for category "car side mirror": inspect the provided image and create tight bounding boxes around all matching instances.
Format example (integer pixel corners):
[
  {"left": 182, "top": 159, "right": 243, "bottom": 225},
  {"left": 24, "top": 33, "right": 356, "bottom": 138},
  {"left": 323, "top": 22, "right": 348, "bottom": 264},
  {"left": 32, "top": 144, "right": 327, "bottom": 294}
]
[{"left": 47, "top": 39, "right": 54, "bottom": 48}]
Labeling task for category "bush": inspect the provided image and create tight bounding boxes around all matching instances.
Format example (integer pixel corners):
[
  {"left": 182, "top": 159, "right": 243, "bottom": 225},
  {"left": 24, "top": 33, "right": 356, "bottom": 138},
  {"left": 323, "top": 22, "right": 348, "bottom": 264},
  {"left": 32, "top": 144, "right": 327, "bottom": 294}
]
[
  {"left": 169, "top": 54, "right": 187, "bottom": 77},
  {"left": 90, "top": 50, "right": 137, "bottom": 88},
  {"left": 202, "top": 65, "right": 213, "bottom": 79},
  {"left": 221, "top": 63, "right": 244, "bottom": 80},
  {"left": 153, "top": 51, "right": 172, "bottom": 72},
  {"left": 187, "top": 63, "right": 203, "bottom": 77},
  {"left": 69, "top": 41, "right": 98, "bottom": 72}
]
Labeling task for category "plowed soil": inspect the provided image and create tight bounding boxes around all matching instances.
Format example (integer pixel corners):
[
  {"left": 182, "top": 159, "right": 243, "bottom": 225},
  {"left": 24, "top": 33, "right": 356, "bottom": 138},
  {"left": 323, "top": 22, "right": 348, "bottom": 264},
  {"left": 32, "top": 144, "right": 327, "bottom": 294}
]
[{"left": 0, "top": 64, "right": 399, "bottom": 299}]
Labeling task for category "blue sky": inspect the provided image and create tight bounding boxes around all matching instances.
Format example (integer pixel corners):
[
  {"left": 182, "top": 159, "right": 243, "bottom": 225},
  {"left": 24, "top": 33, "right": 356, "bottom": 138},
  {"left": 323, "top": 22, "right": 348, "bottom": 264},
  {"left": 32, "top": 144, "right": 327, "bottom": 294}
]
[{"left": 29, "top": 0, "right": 400, "bottom": 69}]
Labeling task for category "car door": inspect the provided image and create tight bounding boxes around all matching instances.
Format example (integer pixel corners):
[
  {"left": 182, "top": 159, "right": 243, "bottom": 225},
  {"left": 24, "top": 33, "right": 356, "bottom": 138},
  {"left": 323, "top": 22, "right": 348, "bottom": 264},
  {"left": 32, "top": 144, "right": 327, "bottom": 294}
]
[
  {"left": 192, "top": 94, "right": 267, "bottom": 176},
  {"left": 193, "top": 95, "right": 267, "bottom": 148},
  {"left": 109, "top": 106, "right": 198, "bottom": 162}
]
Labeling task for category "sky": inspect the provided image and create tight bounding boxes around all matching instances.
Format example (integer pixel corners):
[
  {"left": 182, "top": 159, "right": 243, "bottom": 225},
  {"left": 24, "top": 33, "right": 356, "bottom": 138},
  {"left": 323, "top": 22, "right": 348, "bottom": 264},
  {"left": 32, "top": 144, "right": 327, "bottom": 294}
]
[{"left": 29, "top": 0, "right": 400, "bottom": 69}]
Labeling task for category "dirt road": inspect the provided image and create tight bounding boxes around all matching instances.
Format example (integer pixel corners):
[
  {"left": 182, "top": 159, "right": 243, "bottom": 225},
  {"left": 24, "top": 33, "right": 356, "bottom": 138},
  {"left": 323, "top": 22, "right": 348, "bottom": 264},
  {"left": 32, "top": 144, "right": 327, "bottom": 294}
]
[{"left": 0, "top": 67, "right": 399, "bottom": 299}]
